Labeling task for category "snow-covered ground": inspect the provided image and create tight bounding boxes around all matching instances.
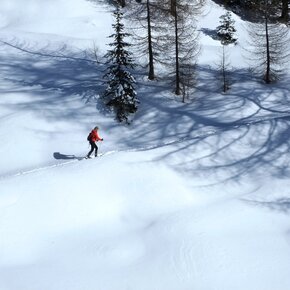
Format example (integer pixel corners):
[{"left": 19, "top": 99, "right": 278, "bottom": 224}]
[{"left": 1, "top": 0, "right": 290, "bottom": 290}]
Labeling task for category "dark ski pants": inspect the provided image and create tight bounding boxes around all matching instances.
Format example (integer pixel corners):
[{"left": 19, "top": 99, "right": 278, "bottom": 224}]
[{"left": 87, "top": 141, "right": 98, "bottom": 157}]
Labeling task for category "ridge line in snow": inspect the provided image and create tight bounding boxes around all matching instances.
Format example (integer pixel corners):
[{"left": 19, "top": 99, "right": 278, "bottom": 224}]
[{"left": 0, "top": 40, "right": 101, "bottom": 64}]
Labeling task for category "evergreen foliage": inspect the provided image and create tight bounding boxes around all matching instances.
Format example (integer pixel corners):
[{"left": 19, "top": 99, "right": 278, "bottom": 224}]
[
  {"left": 103, "top": 5, "right": 139, "bottom": 123},
  {"left": 216, "top": 11, "right": 237, "bottom": 92},
  {"left": 217, "top": 11, "right": 237, "bottom": 45}
]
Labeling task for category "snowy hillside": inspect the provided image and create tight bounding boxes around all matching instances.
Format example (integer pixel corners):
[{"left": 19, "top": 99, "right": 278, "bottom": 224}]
[{"left": 1, "top": 0, "right": 290, "bottom": 290}]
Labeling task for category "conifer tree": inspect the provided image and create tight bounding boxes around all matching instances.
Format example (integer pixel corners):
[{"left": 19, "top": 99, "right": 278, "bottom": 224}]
[
  {"left": 217, "top": 11, "right": 237, "bottom": 45},
  {"left": 103, "top": 5, "right": 139, "bottom": 123},
  {"left": 216, "top": 11, "right": 237, "bottom": 92}
]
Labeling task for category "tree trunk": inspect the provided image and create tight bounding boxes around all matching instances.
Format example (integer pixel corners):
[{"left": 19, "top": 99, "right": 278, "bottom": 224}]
[
  {"left": 222, "top": 46, "right": 227, "bottom": 92},
  {"left": 174, "top": 3, "right": 180, "bottom": 95},
  {"left": 281, "top": 0, "right": 289, "bottom": 22},
  {"left": 170, "top": 0, "right": 176, "bottom": 16},
  {"left": 146, "top": 0, "right": 155, "bottom": 80},
  {"left": 265, "top": 16, "right": 271, "bottom": 84}
]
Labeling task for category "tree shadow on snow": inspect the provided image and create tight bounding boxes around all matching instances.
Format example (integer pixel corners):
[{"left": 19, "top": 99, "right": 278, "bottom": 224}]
[
  {"left": 2, "top": 39, "right": 290, "bottom": 189},
  {"left": 0, "top": 39, "right": 109, "bottom": 124},
  {"left": 243, "top": 198, "right": 290, "bottom": 214},
  {"left": 119, "top": 65, "right": 290, "bottom": 187}
]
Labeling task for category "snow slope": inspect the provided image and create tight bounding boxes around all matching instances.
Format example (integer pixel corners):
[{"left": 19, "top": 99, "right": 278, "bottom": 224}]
[{"left": 1, "top": 0, "right": 290, "bottom": 290}]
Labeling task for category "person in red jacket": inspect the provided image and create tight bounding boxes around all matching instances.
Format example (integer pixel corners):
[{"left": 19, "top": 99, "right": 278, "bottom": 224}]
[{"left": 86, "top": 126, "right": 103, "bottom": 158}]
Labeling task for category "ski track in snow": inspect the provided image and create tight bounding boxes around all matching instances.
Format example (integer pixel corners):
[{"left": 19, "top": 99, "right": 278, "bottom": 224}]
[{"left": 1, "top": 111, "right": 290, "bottom": 181}]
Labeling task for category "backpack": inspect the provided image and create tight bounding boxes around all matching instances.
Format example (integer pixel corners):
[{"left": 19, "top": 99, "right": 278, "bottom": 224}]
[{"left": 87, "top": 132, "right": 92, "bottom": 141}]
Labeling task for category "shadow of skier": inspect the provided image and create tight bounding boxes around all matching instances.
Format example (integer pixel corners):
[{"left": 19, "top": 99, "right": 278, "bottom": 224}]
[{"left": 53, "top": 152, "right": 80, "bottom": 160}]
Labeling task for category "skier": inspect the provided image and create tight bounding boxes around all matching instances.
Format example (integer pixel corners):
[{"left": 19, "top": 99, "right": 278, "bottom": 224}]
[{"left": 86, "top": 126, "right": 103, "bottom": 158}]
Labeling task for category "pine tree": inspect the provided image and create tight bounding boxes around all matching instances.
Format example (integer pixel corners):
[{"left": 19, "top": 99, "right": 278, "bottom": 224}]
[
  {"left": 216, "top": 11, "right": 237, "bottom": 92},
  {"left": 217, "top": 11, "right": 237, "bottom": 45},
  {"left": 103, "top": 5, "right": 139, "bottom": 123}
]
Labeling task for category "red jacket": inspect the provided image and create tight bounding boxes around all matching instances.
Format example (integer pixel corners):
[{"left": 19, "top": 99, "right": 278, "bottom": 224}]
[{"left": 90, "top": 129, "right": 102, "bottom": 142}]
